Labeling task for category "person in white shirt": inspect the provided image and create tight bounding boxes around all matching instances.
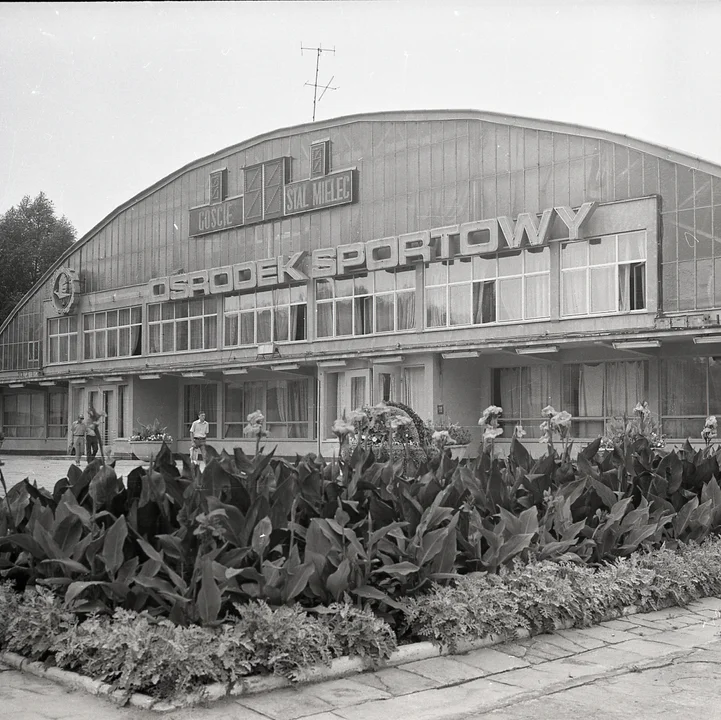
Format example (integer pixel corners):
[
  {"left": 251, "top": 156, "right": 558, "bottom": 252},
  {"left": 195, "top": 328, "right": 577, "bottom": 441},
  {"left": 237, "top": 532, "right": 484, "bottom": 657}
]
[{"left": 189, "top": 411, "right": 209, "bottom": 465}]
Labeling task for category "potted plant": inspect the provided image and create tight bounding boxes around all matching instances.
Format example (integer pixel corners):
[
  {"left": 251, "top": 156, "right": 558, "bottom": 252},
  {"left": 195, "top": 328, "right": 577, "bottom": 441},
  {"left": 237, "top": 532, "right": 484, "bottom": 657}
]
[
  {"left": 427, "top": 418, "right": 472, "bottom": 459},
  {"left": 129, "top": 418, "right": 174, "bottom": 461}
]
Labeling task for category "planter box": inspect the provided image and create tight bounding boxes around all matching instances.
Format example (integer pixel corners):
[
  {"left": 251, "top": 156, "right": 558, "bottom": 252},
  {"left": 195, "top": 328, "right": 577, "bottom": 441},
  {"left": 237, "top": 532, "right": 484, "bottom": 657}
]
[
  {"left": 450, "top": 444, "right": 470, "bottom": 460},
  {"left": 121, "top": 440, "right": 175, "bottom": 461}
]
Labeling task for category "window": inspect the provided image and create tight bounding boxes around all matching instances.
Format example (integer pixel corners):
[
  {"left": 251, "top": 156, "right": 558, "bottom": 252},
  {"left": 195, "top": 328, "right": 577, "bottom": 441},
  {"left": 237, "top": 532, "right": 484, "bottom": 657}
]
[
  {"left": 661, "top": 357, "right": 721, "bottom": 438},
  {"left": 118, "top": 384, "right": 128, "bottom": 438},
  {"left": 562, "top": 360, "right": 649, "bottom": 437},
  {"left": 224, "top": 286, "right": 307, "bottom": 347},
  {"left": 48, "top": 316, "right": 78, "bottom": 364},
  {"left": 47, "top": 391, "right": 68, "bottom": 439},
  {"left": 84, "top": 307, "right": 142, "bottom": 359},
  {"left": 316, "top": 269, "right": 416, "bottom": 338},
  {"left": 561, "top": 231, "right": 646, "bottom": 317},
  {"left": 2, "top": 392, "right": 44, "bottom": 438},
  {"left": 425, "top": 248, "right": 549, "bottom": 328},
  {"left": 183, "top": 384, "right": 217, "bottom": 437},
  {"left": 493, "top": 366, "right": 552, "bottom": 439},
  {"left": 149, "top": 297, "right": 217, "bottom": 354},
  {"left": 401, "top": 366, "right": 425, "bottom": 411},
  {"left": 224, "top": 379, "right": 311, "bottom": 439}
]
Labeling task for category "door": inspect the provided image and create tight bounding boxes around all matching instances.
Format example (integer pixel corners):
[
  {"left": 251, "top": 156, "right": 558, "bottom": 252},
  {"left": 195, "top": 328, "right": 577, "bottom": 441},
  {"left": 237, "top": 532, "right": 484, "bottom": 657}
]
[
  {"left": 345, "top": 370, "right": 371, "bottom": 415},
  {"left": 86, "top": 385, "right": 117, "bottom": 448},
  {"left": 373, "top": 365, "right": 400, "bottom": 404}
]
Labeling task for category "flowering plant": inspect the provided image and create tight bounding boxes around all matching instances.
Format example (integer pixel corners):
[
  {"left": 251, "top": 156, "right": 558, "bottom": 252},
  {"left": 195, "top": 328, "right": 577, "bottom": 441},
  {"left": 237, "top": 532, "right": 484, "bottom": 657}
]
[
  {"left": 602, "top": 401, "right": 665, "bottom": 451},
  {"left": 130, "top": 419, "right": 173, "bottom": 443},
  {"left": 539, "top": 405, "right": 573, "bottom": 459},
  {"left": 702, "top": 415, "right": 717, "bottom": 447},
  {"left": 425, "top": 419, "right": 471, "bottom": 447},
  {"left": 478, "top": 405, "right": 503, "bottom": 454},
  {"left": 243, "top": 410, "right": 268, "bottom": 456}
]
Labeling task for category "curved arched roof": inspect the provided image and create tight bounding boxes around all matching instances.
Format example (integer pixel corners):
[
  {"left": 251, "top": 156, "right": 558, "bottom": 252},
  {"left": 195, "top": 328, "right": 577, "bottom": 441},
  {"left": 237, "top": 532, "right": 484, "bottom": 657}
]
[{"left": 3, "top": 108, "right": 721, "bottom": 335}]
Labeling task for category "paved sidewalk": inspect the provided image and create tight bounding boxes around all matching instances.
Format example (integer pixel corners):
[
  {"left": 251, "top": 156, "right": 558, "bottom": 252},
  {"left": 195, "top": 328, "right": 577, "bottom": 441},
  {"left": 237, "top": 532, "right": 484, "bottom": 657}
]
[
  {"left": 0, "top": 455, "right": 181, "bottom": 496},
  {"left": 2, "top": 597, "right": 721, "bottom": 720}
]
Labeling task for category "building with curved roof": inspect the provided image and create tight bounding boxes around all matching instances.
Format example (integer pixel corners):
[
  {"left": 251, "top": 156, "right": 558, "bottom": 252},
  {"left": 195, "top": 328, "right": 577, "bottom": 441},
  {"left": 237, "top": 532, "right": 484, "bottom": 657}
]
[{"left": 1, "top": 109, "right": 720, "bottom": 456}]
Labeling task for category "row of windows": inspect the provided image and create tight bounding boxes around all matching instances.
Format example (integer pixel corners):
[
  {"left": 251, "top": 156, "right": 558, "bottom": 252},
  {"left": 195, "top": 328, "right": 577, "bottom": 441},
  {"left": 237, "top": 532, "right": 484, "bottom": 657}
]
[
  {"left": 493, "top": 357, "right": 721, "bottom": 439},
  {"left": 44, "top": 233, "right": 648, "bottom": 363},
  {"left": 1, "top": 391, "right": 68, "bottom": 438}
]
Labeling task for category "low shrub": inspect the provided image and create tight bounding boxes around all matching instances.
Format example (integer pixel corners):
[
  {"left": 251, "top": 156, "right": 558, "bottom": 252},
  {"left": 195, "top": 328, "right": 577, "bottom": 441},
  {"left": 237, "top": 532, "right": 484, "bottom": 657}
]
[
  {"left": 228, "top": 602, "right": 335, "bottom": 679},
  {"left": 315, "top": 601, "right": 397, "bottom": 661}
]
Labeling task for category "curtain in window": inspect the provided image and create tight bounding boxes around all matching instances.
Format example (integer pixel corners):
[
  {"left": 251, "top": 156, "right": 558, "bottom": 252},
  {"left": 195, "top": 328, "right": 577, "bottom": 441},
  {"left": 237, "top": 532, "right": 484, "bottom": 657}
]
[
  {"left": 131, "top": 322, "right": 142, "bottom": 355},
  {"left": 590, "top": 266, "right": 615, "bottom": 313},
  {"left": 336, "top": 299, "right": 353, "bottom": 336},
  {"left": 317, "top": 303, "right": 333, "bottom": 337},
  {"left": 401, "top": 367, "right": 425, "bottom": 413},
  {"left": 257, "top": 309, "right": 272, "bottom": 343},
  {"left": 425, "top": 287, "right": 446, "bottom": 327},
  {"left": 497, "top": 278, "right": 522, "bottom": 321},
  {"left": 524, "top": 275, "right": 549, "bottom": 319},
  {"left": 576, "top": 363, "right": 605, "bottom": 437},
  {"left": 289, "top": 304, "right": 306, "bottom": 341},
  {"left": 224, "top": 385, "right": 245, "bottom": 438},
  {"left": 243, "top": 382, "right": 266, "bottom": 422},
  {"left": 397, "top": 290, "right": 415, "bottom": 330},
  {"left": 472, "top": 281, "right": 495, "bottom": 324},
  {"left": 351, "top": 376, "right": 366, "bottom": 412},
  {"left": 288, "top": 380, "right": 309, "bottom": 438},
  {"left": 606, "top": 361, "right": 647, "bottom": 418},
  {"left": 562, "top": 270, "right": 587, "bottom": 315}
]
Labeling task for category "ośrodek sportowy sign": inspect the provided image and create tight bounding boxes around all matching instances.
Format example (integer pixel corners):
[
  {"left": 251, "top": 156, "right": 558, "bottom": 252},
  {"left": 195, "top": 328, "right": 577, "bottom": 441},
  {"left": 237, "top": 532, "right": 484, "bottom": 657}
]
[{"left": 149, "top": 202, "right": 596, "bottom": 300}]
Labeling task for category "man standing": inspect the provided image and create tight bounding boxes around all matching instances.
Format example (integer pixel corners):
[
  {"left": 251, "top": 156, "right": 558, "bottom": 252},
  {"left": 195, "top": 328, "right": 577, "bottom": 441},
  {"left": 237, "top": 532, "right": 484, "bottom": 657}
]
[
  {"left": 70, "top": 414, "right": 87, "bottom": 465},
  {"left": 189, "top": 410, "right": 209, "bottom": 466},
  {"left": 85, "top": 404, "right": 104, "bottom": 462}
]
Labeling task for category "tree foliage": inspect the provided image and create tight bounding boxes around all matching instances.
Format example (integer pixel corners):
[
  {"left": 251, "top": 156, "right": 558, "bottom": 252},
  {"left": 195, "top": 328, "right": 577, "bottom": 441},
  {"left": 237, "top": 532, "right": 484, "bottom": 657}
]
[{"left": 0, "top": 193, "right": 76, "bottom": 324}]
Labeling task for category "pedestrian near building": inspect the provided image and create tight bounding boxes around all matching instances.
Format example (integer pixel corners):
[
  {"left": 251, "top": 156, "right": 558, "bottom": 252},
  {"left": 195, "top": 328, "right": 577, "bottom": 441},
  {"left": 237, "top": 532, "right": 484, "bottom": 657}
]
[
  {"left": 189, "top": 411, "right": 209, "bottom": 465},
  {"left": 85, "top": 405, "right": 105, "bottom": 463},
  {"left": 70, "top": 414, "right": 87, "bottom": 465}
]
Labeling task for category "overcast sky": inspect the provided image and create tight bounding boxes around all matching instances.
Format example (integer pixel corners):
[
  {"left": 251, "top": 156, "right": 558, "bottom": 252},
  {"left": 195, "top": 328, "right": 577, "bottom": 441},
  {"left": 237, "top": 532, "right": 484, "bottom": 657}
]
[{"left": 1, "top": 0, "right": 720, "bottom": 239}]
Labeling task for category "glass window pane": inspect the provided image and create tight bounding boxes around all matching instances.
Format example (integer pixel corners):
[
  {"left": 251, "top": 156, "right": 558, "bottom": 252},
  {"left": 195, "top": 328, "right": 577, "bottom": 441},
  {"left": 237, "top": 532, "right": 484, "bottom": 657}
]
[
  {"left": 225, "top": 315, "right": 239, "bottom": 346},
  {"left": 448, "top": 260, "right": 472, "bottom": 283},
  {"left": 709, "top": 357, "right": 721, "bottom": 414},
  {"left": 107, "top": 329, "right": 118, "bottom": 357},
  {"left": 375, "top": 294, "right": 394, "bottom": 332},
  {"left": 425, "top": 262, "right": 447, "bottom": 286},
  {"left": 449, "top": 284, "right": 472, "bottom": 325},
  {"left": 562, "top": 269, "right": 587, "bottom": 315},
  {"left": 257, "top": 309, "right": 272, "bottom": 343},
  {"left": 316, "top": 279, "right": 334, "bottom": 300},
  {"left": 618, "top": 231, "right": 646, "bottom": 262},
  {"left": 662, "top": 358, "right": 707, "bottom": 416},
  {"left": 274, "top": 307, "right": 289, "bottom": 341},
  {"left": 335, "top": 278, "right": 353, "bottom": 297},
  {"left": 472, "top": 256, "right": 497, "bottom": 280},
  {"left": 589, "top": 236, "right": 615, "bottom": 265},
  {"left": 589, "top": 266, "right": 616, "bottom": 313},
  {"left": 162, "top": 324, "right": 174, "bottom": 352},
  {"left": 205, "top": 316, "right": 217, "bottom": 348},
  {"left": 336, "top": 299, "right": 353, "bottom": 336},
  {"left": 354, "top": 297, "right": 373, "bottom": 335},
  {"left": 316, "top": 303, "right": 333, "bottom": 337},
  {"left": 176, "top": 320, "right": 189, "bottom": 351},
  {"left": 240, "top": 312, "right": 254, "bottom": 344},
  {"left": 396, "top": 267, "right": 416, "bottom": 290},
  {"left": 118, "top": 327, "right": 130, "bottom": 356},
  {"left": 498, "top": 277, "right": 523, "bottom": 321},
  {"left": 525, "top": 274, "right": 549, "bottom": 319},
  {"left": 606, "top": 361, "right": 648, "bottom": 418},
  {"left": 562, "top": 241, "right": 588, "bottom": 268},
  {"left": 524, "top": 247, "right": 549, "bottom": 273},
  {"left": 498, "top": 252, "right": 523, "bottom": 277},
  {"left": 425, "top": 286, "right": 447, "bottom": 327},
  {"left": 397, "top": 290, "right": 415, "bottom": 330}
]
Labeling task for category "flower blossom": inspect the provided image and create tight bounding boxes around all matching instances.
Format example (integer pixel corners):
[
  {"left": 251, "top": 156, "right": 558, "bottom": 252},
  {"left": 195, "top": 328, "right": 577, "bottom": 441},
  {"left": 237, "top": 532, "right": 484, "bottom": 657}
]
[
  {"left": 542, "top": 405, "right": 556, "bottom": 418},
  {"left": 479, "top": 405, "right": 503, "bottom": 427},
  {"left": 332, "top": 418, "right": 356, "bottom": 438},
  {"left": 513, "top": 423, "right": 526, "bottom": 439},
  {"left": 483, "top": 426, "right": 503, "bottom": 441}
]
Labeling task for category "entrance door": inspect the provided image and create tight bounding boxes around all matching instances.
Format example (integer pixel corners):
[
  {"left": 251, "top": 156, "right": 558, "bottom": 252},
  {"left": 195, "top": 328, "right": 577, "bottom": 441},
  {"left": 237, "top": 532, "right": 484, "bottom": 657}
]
[
  {"left": 86, "top": 386, "right": 117, "bottom": 448},
  {"left": 346, "top": 370, "right": 371, "bottom": 414}
]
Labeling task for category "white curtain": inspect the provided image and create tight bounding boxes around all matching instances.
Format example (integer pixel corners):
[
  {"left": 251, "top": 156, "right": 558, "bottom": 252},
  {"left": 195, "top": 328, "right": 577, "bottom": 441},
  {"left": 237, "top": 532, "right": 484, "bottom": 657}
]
[
  {"left": 402, "top": 367, "right": 425, "bottom": 413},
  {"left": 397, "top": 289, "right": 415, "bottom": 330}
]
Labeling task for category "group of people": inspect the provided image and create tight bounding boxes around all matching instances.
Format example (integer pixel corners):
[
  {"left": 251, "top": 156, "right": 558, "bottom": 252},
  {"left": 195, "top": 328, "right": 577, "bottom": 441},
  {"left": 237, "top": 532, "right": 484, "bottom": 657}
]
[
  {"left": 68, "top": 409, "right": 210, "bottom": 466},
  {"left": 69, "top": 406, "right": 104, "bottom": 464}
]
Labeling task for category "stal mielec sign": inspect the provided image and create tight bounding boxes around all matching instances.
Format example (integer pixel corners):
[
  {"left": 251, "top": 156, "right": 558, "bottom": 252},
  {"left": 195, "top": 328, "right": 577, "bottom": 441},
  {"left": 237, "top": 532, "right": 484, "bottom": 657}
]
[{"left": 188, "top": 148, "right": 355, "bottom": 237}]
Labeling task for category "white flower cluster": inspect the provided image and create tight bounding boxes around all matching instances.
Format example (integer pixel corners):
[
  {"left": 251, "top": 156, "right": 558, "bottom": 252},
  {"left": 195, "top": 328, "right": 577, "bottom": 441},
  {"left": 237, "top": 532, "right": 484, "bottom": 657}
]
[
  {"left": 702, "top": 415, "right": 718, "bottom": 446},
  {"left": 539, "top": 405, "right": 572, "bottom": 445}
]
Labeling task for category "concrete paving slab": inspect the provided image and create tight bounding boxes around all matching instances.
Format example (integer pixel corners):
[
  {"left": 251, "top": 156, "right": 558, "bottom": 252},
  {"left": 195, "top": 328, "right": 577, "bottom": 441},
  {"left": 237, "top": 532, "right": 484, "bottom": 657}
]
[
  {"left": 453, "top": 647, "right": 529, "bottom": 674},
  {"left": 304, "top": 678, "right": 391, "bottom": 707},
  {"left": 649, "top": 625, "right": 721, "bottom": 649},
  {"left": 611, "top": 638, "right": 683, "bottom": 659},
  {"left": 350, "top": 667, "right": 441, "bottom": 695},
  {"left": 397, "top": 656, "right": 486, "bottom": 683},
  {"left": 553, "top": 627, "right": 608, "bottom": 650},
  {"left": 332, "top": 678, "right": 521, "bottom": 720},
  {"left": 570, "top": 644, "right": 648, "bottom": 669},
  {"left": 235, "top": 687, "right": 337, "bottom": 720},
  {"left": 570, "top": 624, "right": 641, "bottom": 644}
]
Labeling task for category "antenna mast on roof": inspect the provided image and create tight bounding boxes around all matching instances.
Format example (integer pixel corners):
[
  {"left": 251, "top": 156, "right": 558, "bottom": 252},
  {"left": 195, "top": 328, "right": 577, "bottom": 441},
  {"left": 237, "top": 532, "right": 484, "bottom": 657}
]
[{"left": 301, "top": 43, "right": 337, "bottom": 122}]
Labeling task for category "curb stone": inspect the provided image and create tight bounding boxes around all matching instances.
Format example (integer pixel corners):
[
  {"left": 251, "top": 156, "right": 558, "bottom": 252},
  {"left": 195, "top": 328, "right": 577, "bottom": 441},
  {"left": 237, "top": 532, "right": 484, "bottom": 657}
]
[{"left": 0, "top": 600, "right": 703, "bottom": 713}]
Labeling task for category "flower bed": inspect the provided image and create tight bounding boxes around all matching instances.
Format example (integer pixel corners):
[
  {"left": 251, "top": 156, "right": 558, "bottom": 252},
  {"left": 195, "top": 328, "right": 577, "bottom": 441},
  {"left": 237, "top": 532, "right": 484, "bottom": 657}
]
[{"left": 3, "top": 400, "right": 721, "bottom": 703}]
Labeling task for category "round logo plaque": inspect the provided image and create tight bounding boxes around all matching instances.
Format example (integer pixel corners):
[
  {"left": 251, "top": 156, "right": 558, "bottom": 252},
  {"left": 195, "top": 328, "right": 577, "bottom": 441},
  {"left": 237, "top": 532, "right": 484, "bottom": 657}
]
[{"left": 51, "top": 267, "right": 80, "bottom": 314}]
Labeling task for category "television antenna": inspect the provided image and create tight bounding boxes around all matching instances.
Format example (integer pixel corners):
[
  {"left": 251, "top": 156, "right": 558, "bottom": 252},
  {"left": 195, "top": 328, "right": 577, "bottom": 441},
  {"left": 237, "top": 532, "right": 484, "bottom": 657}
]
[{"left": 301, "top": 43, "right": 337, "bottom": 121}]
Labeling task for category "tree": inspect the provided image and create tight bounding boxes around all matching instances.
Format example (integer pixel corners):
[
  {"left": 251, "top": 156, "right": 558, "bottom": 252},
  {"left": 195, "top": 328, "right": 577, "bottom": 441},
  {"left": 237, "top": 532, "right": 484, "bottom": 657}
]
[{"left": 0, "top": 193, "right": 76, "bottom": 324}]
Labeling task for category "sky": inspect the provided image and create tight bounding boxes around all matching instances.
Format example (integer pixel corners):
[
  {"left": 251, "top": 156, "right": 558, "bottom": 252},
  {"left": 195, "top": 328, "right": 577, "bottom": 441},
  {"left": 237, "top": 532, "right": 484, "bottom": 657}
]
[{"left": 1, "top": 0, "right": 721, "bottom": 239}]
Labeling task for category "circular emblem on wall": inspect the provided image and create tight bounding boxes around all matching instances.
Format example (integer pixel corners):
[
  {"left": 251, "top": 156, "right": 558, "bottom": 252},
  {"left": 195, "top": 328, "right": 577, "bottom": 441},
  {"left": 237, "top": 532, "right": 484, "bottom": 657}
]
[{"left": 51, "top": 267, "right": 80, "bottom": 315}]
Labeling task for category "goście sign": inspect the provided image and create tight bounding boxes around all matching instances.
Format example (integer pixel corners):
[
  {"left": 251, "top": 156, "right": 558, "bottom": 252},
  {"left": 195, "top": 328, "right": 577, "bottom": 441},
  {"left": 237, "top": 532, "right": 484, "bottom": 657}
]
[{"left": 150, "top": 202, "right": 596, "bottom": 300}]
